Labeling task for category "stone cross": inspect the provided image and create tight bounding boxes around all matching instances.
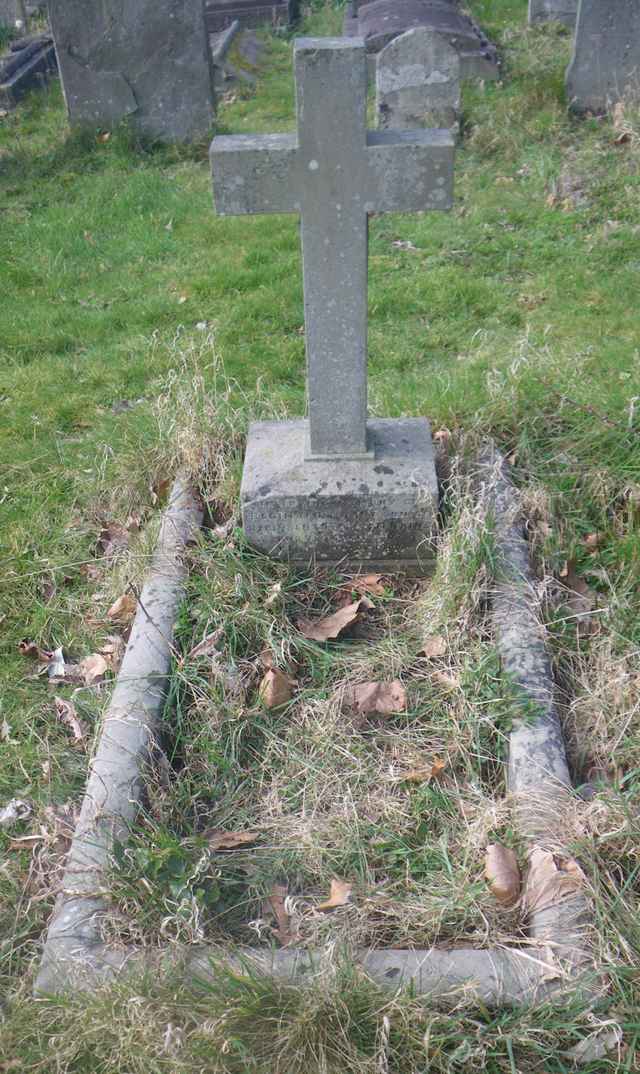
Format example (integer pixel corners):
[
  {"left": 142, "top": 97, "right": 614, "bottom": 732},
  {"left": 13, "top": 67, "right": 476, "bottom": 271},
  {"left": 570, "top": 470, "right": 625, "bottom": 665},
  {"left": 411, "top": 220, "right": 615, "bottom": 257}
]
[{"left": 211, "top": 37, "right": 453, "bottom": 460}]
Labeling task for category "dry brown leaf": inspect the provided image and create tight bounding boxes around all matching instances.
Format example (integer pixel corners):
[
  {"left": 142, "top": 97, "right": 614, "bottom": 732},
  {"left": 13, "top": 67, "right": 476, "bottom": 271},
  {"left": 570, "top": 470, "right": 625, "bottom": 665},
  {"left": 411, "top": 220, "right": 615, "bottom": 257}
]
[
  {"left": 264, "top": 582, "right": 283, "bottom": 608},
  {"left": 265, "top": 884, "right": 295, "bottom": 945},
  {"left": 420, "top": 635, "right": 447, "bottom": 659},
  {"left": 431, "top": 669, "right": 460, "bottom": 691},
  {"left": 107, "top": 593, "right": 137, "bottom": 624},
  {"left": 561, "top": 562, "right": 599, "bottom": 636},
  {"left": 403, "top": 757, "right": 446, "bottom": 783},
  {"left": 96, "top": 522, "right": 129, "bottom": 560},
  {"left": 485, "top": 843, "right": 521, "bottom": 907},
  {"left": 523, "top": 847, "right": 586, "bottom": 915},
  {"left": 206, "top": 830, "right": 259, "bottom": 851},
  {"left": 18, "top": 640, "right": 53, "bottom": 662},
  {"left": 347, "top": 680, "right": 406, "bottom": 716},
  {"left": 187, "top": 628, "right": 224, "bottom": 662},
  {"left": 297, "top": 598, "right": 372, "bottom": 642},
  {"left": 258, "top": 668, "right": 294, "bottom": 709},
  {"left": 349, "top": 574, "right": 386, "bottom": 596},
  {"left": 54, "top": 697, "right": 86, "bottom": 746},
  {"left": 583, "top": 532, "right": 603, "bottom": 552},
  {"left": 317, "top": 878, "right": 353, "bottom": 911},
  {"left": 99, "top": 635, "right": 125, "bottom": 671},
  {"left": 80, "top": 653, "right": 109, "bottom": 686}
]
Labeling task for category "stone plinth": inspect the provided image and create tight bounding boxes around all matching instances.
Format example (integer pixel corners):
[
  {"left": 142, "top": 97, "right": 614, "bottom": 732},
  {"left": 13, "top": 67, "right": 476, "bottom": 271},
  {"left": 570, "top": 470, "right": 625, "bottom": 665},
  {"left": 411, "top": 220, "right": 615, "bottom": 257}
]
[
  {"left": 376, "top": 27, "right": 460, "bottom": 131},
  {"left": 528, "top": 0, "right": 577, "bottom": 27},
  {"left": 241, "top": 419, "right": 439, "bottom": 571},
  {"left": 48, "top": 0, "right": 215, "bottom": 142},
  {"left": 566, "top": 0, "right": 640, "bottom": 114}
]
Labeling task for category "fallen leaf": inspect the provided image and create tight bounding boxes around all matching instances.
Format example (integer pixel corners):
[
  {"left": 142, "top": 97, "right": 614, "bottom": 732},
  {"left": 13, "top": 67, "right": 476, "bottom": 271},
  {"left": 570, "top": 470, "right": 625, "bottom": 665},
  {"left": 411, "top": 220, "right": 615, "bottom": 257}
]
[
  {"left": 206, "top": 830, "right": 259, "bottom": 851},
  {"left": 265, "top": 883, "right": 295, "bottom": 945},
  {"left": 264, "top": 582, "right": 283, "bottom": 608},
  {"left": 187, "top": 628, "right": 224, "bottom": 663},
  {"left": 431, "top": 669, "right": 460, "bottom": 691},
  {"left": 433, "top": 427, "right": 451, "bottom": 447},
  {"left": 0, "top": 799, "right": 32, "bottom": 828},
  {"left": 350, "top": 574, "right": 385, "bottom": 596},
  {"left": 561, "top": 562, "right": 599, "bottom": 636},
  {"left": 54, "top": 696, "right": 86, "bottom": 745},
  {"left": 420, "top": 635, "right": 447, "bottom": 659},
  {"left": 258, "top": 668, "right": 294, "bottom": 709},
  {"left": 317, "top": 878, "right": 353, "bottom": 911},
  {"left": 583, "top": 532, "right": 603, "bottom": 552},
  {"left": 485, "top": 843, "right": 521, "bottom": 907},
  {"left": 564, "top": 1025, "right": 623, "bottom": 1064},
  {"left": 346, "top": 680, "right": 406, "bottom": 716},
  {"left": 48, "top": 647, "right": 67, "bottom": 681},
  {"left": 99, "top": 634, "right": 125, "bottom": 671},
  {"left": 523, "top": 847, "right": 586, "bottom": 915},
  {"left": 96, "top": 522, "right": 129, "bottom": 560},
  {"left": 402, "top": 757, "right": 446, "bottom": 783},
  {"left": 107, "top": 593, "right": 137, "bottom": 624},
  {"left": 80, "top": 653, "right": 109, "bottom": 686},
  {"left": 297, "top": 598, "right": 372, "bottom": 642},
  {"left": 18, "top": 640, "right": 53, "bottom": 662},
  {"left": 97, "top": 130, "right": 111, "bottom": 143}
]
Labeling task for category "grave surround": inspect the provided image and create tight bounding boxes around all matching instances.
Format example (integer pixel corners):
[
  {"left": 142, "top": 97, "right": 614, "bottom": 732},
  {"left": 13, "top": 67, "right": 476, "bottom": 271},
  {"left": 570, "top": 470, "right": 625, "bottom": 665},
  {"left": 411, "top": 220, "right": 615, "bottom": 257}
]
[
  {"left": 211, "top": 37, "right": 454, "bottom": 571},
  {"left": 566, "top": 0, "right": 640, "bottom": 114}
]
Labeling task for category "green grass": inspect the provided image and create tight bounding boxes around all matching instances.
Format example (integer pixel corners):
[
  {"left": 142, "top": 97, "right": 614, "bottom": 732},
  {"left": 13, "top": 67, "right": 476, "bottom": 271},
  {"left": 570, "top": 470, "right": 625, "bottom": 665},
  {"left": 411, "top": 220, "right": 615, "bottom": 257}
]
[{"left": 1, "top": 0, "right": 640, "bottom": 1069}]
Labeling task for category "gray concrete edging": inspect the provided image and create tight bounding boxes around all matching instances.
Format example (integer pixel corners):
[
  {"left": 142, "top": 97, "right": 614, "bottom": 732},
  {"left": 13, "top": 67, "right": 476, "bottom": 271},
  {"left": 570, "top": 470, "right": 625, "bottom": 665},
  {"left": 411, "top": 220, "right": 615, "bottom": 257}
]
[{"left": 35, "top": 447, "right": 600, "bottom": 1018}]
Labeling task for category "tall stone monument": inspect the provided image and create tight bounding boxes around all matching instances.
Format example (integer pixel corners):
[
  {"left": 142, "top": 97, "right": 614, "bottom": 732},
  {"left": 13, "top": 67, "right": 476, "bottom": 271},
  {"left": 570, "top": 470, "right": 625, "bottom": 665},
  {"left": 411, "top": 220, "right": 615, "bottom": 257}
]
[
  {"left": 566, "top": 0, "right": 640, "bottom": 113},
  {"left": 48, "top": 0, "right": 215, "bottom": 142},
  {"left": 376, "top": 27, "right": 461, "bottom": 131},
  {"left": 211, "top": 39, "right": 455, "bottom": 571},
  {"left": 528, "top": 0, "right": 578, "bottom": 28}
]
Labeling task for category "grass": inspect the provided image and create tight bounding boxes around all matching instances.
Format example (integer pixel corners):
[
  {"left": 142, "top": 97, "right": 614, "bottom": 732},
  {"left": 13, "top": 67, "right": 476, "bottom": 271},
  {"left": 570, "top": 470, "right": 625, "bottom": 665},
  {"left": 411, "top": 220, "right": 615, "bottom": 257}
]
[{"left": 1, "top": 0, "right": 640, "bottom": 1069}]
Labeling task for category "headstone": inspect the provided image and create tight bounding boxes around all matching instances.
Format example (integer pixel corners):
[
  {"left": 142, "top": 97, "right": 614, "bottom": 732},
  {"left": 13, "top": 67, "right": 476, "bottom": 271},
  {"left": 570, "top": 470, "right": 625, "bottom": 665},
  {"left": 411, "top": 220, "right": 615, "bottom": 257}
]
[
  {"left": 48, "top": 0, "right": 215, "bottom": 142},
  {"left": 346, "top": 0, "right": 499, "bottom": 81},
  {"left": 566, "top": 0, "right": 640, "bottom": 113},
  {"left": 0, "top": 30, "right": 57, "bottom": 108},
  {"left": 528, "top": 0, "right": 578, "bottom": 27},
  {"left": 205, "top": 0, "right": 298, "bottom": 33},
  {"left": 376, "top": 27, "right": 460, "bottom": 131},
  {"left": 211, "top": 38, "right": 455, "bottom": 570},
  {"left": 0, "top": 0, "right": 25, "bottom": 29}
]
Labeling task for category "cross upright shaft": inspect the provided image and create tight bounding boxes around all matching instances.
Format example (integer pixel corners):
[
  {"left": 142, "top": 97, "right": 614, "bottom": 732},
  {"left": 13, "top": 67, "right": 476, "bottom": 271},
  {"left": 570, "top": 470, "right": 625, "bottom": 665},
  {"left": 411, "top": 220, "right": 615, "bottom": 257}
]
[{"left": 211, "top": 38, "right": 454, "bottom": 459}]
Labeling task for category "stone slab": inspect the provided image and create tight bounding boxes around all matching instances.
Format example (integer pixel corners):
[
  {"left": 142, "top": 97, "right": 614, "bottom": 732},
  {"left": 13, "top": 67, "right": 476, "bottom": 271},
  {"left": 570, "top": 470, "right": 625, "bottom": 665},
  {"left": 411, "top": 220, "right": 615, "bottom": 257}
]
[
  {"left": 528, "top": 0, "right": 578, "bottom": 27},
  {"left": 48, "top": 0, "right": 215, "bottom": 143},
  {"left": 0, "top": 0, "right": 24, "bottom": 28},
  {"left": 240, "top": 418, "right": 439, "bottom": 570},
  {"left": 0, "top": 34, "right": 56, "bottom": 107},
  {"left": 346, "top": 0, "right": 499, "bottom": 80},
  {"left": 205, "top": 0, "right": 297, "bottom": 32},
  {"left": 566, "top": 0, "right": 640, "bottom": 113},
  {"left": 376, "top": 26, "right": 460, "bottom": 130}
]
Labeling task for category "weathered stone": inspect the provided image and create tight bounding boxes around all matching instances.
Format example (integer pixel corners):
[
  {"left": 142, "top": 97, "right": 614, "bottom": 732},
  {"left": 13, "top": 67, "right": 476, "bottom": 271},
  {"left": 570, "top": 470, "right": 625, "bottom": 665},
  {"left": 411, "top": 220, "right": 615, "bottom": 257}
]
[
  {"left": 0, "top": 0, "right": 25, "bottom": 28},
  {"left": 211, "top": 39, "right": 453, "bottom": 569},
  {"left": 347, "top": 0, "right": 499, "bottom": 81},
  {"left": 205, "top": 0, "right": 298, "bottom": 33},
  {"left": 241, "top": 419, "right": 439, "bottom": 569},
  {"left": 528, "top": 0, "right": 577, "bottom": 27},
  {"left": 566, "top": 0, "right": 640, "bottom": 114},
  {"left": 376, "top": 27, "right": 460, "bottom": 131},
  {"left": 48, "top": 0, "right": 215, "bottom": 142},
  {"left": 0, "top": 32, "right": 56, "bottom": 108}
]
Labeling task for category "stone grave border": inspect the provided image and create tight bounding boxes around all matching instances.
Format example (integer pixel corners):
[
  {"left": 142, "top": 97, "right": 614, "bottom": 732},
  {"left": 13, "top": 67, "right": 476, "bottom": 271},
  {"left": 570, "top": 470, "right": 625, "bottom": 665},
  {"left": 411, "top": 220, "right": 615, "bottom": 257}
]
[{"left": 36, "top": 454, "right": 602, "bottom": 1021}]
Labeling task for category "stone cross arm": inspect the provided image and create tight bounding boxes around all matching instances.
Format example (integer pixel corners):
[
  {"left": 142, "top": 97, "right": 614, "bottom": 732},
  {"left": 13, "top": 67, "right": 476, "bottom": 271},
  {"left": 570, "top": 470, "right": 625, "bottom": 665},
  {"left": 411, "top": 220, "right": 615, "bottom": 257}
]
[{"left": 212, "top": 126, "right": 454, "bottom": 217}]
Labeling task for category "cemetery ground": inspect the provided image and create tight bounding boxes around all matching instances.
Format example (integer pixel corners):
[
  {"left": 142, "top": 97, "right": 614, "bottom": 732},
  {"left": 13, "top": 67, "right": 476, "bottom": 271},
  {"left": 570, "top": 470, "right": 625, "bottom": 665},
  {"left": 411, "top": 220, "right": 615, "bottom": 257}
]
[{"left": 1, "top": 1, "right": 639, "bottom": 1070}]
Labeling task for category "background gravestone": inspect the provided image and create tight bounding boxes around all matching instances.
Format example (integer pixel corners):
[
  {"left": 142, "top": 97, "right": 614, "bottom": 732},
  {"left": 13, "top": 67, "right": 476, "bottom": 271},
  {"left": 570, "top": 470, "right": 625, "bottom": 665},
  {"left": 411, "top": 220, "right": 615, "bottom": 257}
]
[
  {"left": 566, "top": 0, "right": 640, "bottom": 113},
  {"left": 205, "top": 0, "right": 298, "bottom": 32},
  {"left": 376, "top": 27, "right": 460, "bottom": 131},
  {"left": 0, "top": 0, "right": 26, "bottom": 27},
  {"left": 48, "top": 0, "right": 215, "bottom": 142},
  {"left": 528, "top": 0, "right": 578, "bottom": 27}
]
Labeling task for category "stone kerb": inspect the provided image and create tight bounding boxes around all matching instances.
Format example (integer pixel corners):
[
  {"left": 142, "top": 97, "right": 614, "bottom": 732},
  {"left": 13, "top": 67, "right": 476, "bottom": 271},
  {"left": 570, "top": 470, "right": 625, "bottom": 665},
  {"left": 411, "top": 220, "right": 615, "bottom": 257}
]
[{"left": 376, "top": 26, "right": 461, "bottom": 133}]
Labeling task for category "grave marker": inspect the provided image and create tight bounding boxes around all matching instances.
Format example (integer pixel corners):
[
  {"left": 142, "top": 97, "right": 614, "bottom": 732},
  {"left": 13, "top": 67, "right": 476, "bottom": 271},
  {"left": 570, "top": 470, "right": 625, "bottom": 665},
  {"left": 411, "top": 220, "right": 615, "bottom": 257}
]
[
  {"left": 566, "top": 0, "right": 640, "bottom": 113},
  {"left": 48, "top": 0, "right": 215, "bottom": 143},
  {"left": 211, "top": 38, "right": 454, "bottom": 569},
  {"left": 528, "top": 0, "right": 578, "bottom": 28},
  {"left": 376, "top": 27, "right": 460, "bottom": 132}
]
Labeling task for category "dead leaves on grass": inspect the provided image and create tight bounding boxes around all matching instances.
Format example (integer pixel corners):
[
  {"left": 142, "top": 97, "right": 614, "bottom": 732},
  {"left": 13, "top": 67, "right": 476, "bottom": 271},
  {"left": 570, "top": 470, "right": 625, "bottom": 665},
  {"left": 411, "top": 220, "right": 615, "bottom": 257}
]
[
  {"left": 346, "top": 679, "right": 406, "bottom": 716},
  {"left": 54, "top": 697, "right": 87, "bottom": 746},
  {"left": 265, "top": 884, "right": 296, "bottom": 946},
  {"left": 206, "top": 830, "right": 259, "bottom": 852},
  {"left": 297, "top": 598, "right": 372, "bottom": 642},
  {"left": 258, "top": 667, "right": 295, "bottom": 709},
  {"left": 523, "top": 847, "right": 586, "bottom": 915},
  {"left": 317, "top": 878, "right": 353, "bottom": 911},
  {"left": 401, "top": 757, "right": 446, "bottom": 784},
  {"left": 106, "top": 593, "right": 137, "bottom": 625},
  {"left": 485, "top": 843, "right": 521, "bottom": 907},
  {"left": 419, "top": 635, "right": 447, "bottom": 659}
]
